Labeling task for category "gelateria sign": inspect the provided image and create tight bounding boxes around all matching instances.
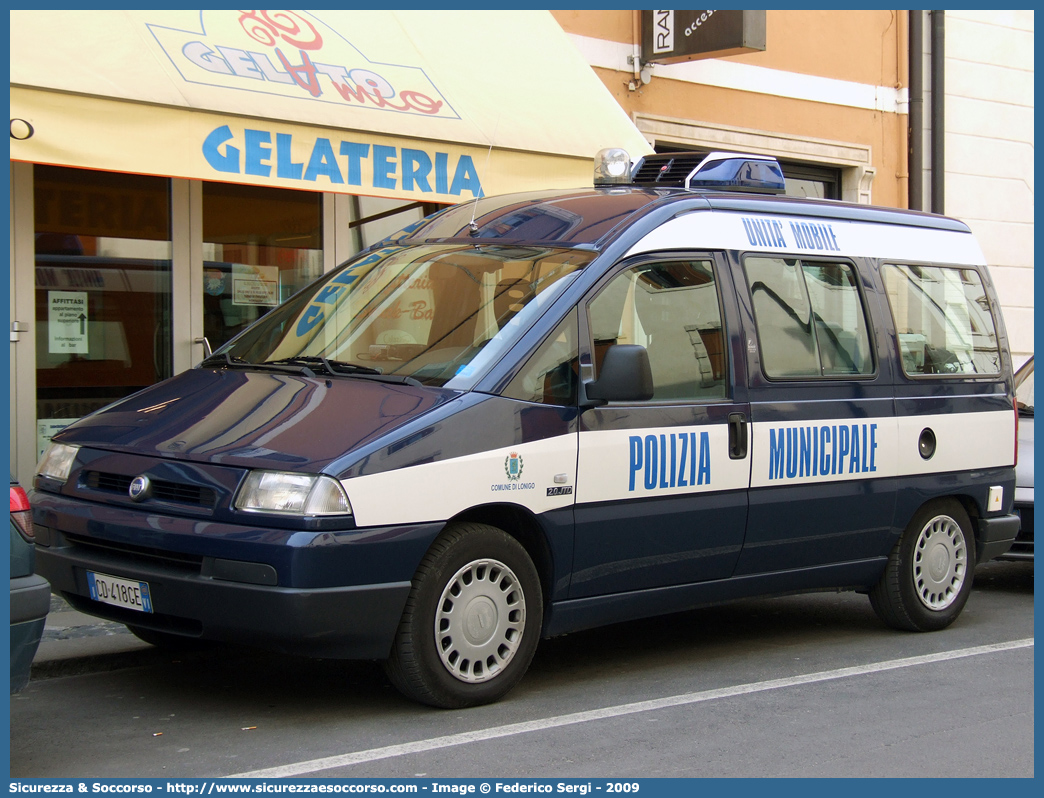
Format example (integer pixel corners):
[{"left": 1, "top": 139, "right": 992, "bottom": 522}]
[
  {"left": 12, "top": 10, "right": 654, "bottom": 203},
  {"left": 202, "top": 125, "right": 483, "bottom": 198}
]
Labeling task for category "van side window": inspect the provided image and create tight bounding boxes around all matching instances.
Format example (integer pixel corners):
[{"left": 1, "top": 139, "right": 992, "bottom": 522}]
[
  {"left": 882, "top": 264, "right": 1002, "bottom": 376},
  {"left": 502, "top": 310, "right": 578, "bottom": 405},
  {"left": 744, "top": 256, "right": 873, "bottom": 378},
  {"left": 587, "top": 260, "right": 726, "bottom": 401}
]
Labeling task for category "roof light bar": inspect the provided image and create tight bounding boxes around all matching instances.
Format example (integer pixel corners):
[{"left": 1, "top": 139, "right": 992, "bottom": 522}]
[
  {"left": 685, "top": 151, "right": 786, "bottom": 193},
  {"left": 593, "top": 148, "right": 632, "bottom": 185},
  {"left": 628, "top": 150, "right": 787, "bottom": 194}
]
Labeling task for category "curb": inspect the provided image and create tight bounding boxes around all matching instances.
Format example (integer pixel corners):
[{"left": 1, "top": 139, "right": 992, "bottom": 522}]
[
  {"left": 31, "top": 594, "right": 156, "bottom": 679},
  {"left": 31, "top": 647, "right": 164, "bottom": 680}
]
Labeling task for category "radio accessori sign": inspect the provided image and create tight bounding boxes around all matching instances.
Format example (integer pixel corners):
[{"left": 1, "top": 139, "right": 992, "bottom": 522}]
[{"left": 641, "top": 10, "right": 766, "bottom": 64}]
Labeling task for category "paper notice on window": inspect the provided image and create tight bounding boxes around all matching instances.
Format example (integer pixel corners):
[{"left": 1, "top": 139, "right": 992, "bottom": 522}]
[
  {"left": 48, "top": 291, "right": 89, "bottom": 353},
  {"left": 37, "top": 418, "right": 78, "bottom": 459},
  {"left": 232, "top": 264, "right": 279, "bottom": 307}
]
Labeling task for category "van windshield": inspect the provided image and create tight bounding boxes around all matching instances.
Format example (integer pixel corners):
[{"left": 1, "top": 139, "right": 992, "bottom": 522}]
[{"left": 214, "top": 243, "right": 594, "bottom": 388}]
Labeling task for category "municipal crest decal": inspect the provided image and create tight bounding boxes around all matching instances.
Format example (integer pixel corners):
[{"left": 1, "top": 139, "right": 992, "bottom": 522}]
[{"left": 504, "top": 452, "right": 524, "bottom": 481}]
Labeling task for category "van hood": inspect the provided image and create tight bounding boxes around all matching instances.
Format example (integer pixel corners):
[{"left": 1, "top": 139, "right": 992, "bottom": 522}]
[{"left": 54, "top": 367, "right": 458, "bottom": 473}]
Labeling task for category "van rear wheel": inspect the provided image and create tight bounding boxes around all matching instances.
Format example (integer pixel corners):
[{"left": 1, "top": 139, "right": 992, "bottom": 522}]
[
  {"left": 869, "top": 499, "right": 976, "bottom": 632},
  {"left": 384, "top": 522, "right": 542, "bottom": 708}
]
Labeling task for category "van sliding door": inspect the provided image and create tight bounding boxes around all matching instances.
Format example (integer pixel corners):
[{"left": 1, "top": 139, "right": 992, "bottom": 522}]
[{"left": 738, "top": 254, "right": 896, "bottom": 578}]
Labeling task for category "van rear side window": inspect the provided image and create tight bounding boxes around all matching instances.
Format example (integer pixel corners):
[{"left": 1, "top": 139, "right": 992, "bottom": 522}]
[
  {"left": 744, "top": 257, "right": 873, "bottom": 379},
  {"left": 882, "top": 264, "right": 1002, "bottom": 376}
]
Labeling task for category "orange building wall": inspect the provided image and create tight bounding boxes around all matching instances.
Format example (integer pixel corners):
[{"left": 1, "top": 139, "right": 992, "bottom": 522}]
[{"left": 552, "top": 10, "right": 908, "bottom": 209}]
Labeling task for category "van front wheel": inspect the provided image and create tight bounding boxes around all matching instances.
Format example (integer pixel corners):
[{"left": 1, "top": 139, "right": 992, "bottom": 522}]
[
  {"left": 384, "top": 523, "right": 542, "bottom": 708},
  {"left": 869, "top": 499, "right": 976, "bottom": 632}
]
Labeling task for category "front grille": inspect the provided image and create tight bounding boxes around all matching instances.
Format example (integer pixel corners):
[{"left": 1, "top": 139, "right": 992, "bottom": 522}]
[
  {"left": 151, "top": 481, "right": 217, "bottom": 506},
  {"left": 86, "top": 471, "right": 132, "bottom": 494},
  {"left": 64, "top": 531, "right": 204, "bottom": 571},
  {"left": 83, "top": 470, "right": 217, "bottom": 509}
]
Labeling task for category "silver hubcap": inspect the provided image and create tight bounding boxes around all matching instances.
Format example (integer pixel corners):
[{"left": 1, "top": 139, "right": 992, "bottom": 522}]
[
  {"left": 913, "top": 514, "right": 967, "bottom": 611},
  {"left": 435, "top": 558, "right": 526, "bottom": 683}
]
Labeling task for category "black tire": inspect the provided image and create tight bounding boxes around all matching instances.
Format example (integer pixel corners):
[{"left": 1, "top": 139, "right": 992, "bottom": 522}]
[
  {"left": 384, "top": 522, "right": 543, "bottom": 708},
  {"left": 869, "top": 499, "right": 977, "bottom": 632},
  {"left": 126, "top": 625, "right": 211, "bottom": 651}
]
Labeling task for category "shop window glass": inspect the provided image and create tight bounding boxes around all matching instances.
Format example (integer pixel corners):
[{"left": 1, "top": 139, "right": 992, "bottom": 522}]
[
  {"left": 588, "top": 260, "right": 727, "bottom": 402},
  {"left": 778, "top": 161, "right": 841, "bottom": 200},
  {"left": 352, "top": 196, "right": 441, "bottom": 249},
  {"left": 33, "top": 165, "right": 172, "bottom": 457},
  {"left": 203, "top": 183, "right": 323, "bottom": 351},
  {"left": 882, "top": 264, "right": 1001, "bottom": 376}
]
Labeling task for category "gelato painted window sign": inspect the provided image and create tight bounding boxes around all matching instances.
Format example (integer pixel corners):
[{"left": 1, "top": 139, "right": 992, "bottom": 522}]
[{"left": 147, "top": 11, "right": 458, "bottom": 119}]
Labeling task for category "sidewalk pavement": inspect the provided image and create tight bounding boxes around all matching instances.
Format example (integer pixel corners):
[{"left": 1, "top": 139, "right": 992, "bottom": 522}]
[{"left": 31, "top": 594, "right": 156, "bottom": 679}]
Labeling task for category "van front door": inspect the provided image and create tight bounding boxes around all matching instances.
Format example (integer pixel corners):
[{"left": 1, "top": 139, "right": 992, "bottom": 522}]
[{"left": 571, "top": 255, "right": 750, "bottom": 598}]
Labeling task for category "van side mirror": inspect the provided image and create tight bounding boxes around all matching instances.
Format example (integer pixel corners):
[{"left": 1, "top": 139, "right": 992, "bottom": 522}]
[{"left": 582, "top": 344, "right": 654, "bottom": 407}]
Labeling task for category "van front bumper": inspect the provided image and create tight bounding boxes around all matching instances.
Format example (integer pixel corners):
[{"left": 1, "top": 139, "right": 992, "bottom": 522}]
[
  {"left": 36, "top": 540, "right": 413, "bottom": 659},
  {"left": 30, "top": 491, "right": 441, "bottom": 660}
]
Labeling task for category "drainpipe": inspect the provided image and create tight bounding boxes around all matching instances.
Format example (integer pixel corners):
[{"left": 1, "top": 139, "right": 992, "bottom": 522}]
[
  {"left": 931, "top": 10, "right": 945, "bottom": 214},
  {"left": 908, "top": 11, "right": 924, "bottom": 211}
]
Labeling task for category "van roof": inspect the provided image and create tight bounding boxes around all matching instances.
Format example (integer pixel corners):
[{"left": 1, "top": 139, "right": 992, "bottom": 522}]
[{"left": 392, "top": 187, "right": 972, "bottom": 251}]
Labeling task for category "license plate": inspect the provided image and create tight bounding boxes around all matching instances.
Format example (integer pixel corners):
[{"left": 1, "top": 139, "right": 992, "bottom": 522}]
[{"left": 87, "top": 571, "right": 153, "bottom": 613}]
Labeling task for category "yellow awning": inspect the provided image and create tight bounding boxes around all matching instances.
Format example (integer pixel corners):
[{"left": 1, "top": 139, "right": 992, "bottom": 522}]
[{"left": 10, "top": 10, "right": 653, "bottom": 201}]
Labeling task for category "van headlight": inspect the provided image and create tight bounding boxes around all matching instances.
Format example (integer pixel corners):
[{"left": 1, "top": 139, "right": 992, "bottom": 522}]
[
  {"left": 36, "top": 443, "right": 80, "bottom": 483},
  {"left": 235, "top": 471, "right": 353, "bottom": 517}
]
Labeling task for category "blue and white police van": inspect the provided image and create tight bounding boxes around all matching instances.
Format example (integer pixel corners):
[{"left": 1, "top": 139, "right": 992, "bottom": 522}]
[{"left": 32, "top": 150, "right": 1020, "bottom": 707}]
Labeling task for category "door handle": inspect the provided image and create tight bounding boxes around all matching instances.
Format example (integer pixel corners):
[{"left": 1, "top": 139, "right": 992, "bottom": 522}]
[
  {"left": 194, "top": 336, "right": 213, "bottom": 358},
  {"left": 728, "top": 412, "right": 748, "bottom": 460}
]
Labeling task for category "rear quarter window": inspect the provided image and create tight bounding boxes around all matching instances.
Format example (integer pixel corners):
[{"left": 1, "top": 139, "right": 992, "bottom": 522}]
[{"left": 882, "top": 264, "right": 1002, "bottom": 376}]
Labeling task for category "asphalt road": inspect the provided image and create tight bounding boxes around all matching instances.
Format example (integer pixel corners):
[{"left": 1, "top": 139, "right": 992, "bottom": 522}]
[{"left": 10, "top": 559, "right": 1033, "bottom": 779}]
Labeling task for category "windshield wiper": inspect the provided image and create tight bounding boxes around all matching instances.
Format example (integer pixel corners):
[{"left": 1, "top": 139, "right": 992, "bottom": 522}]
[
  {"left": 200, "top": 352, "right": 250, "bottom": 368},
  {"left": 201, "top": 352, "right": 316, "bottom": 377},
  {"left": 202, "top": 352, "right": 422, "bottom": 385},
  {"left": 265, "top": 356, "right": 381, "bottom": 375},
  {"left": 263, "top": 356, "right": 422, "bottom": 386}
]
